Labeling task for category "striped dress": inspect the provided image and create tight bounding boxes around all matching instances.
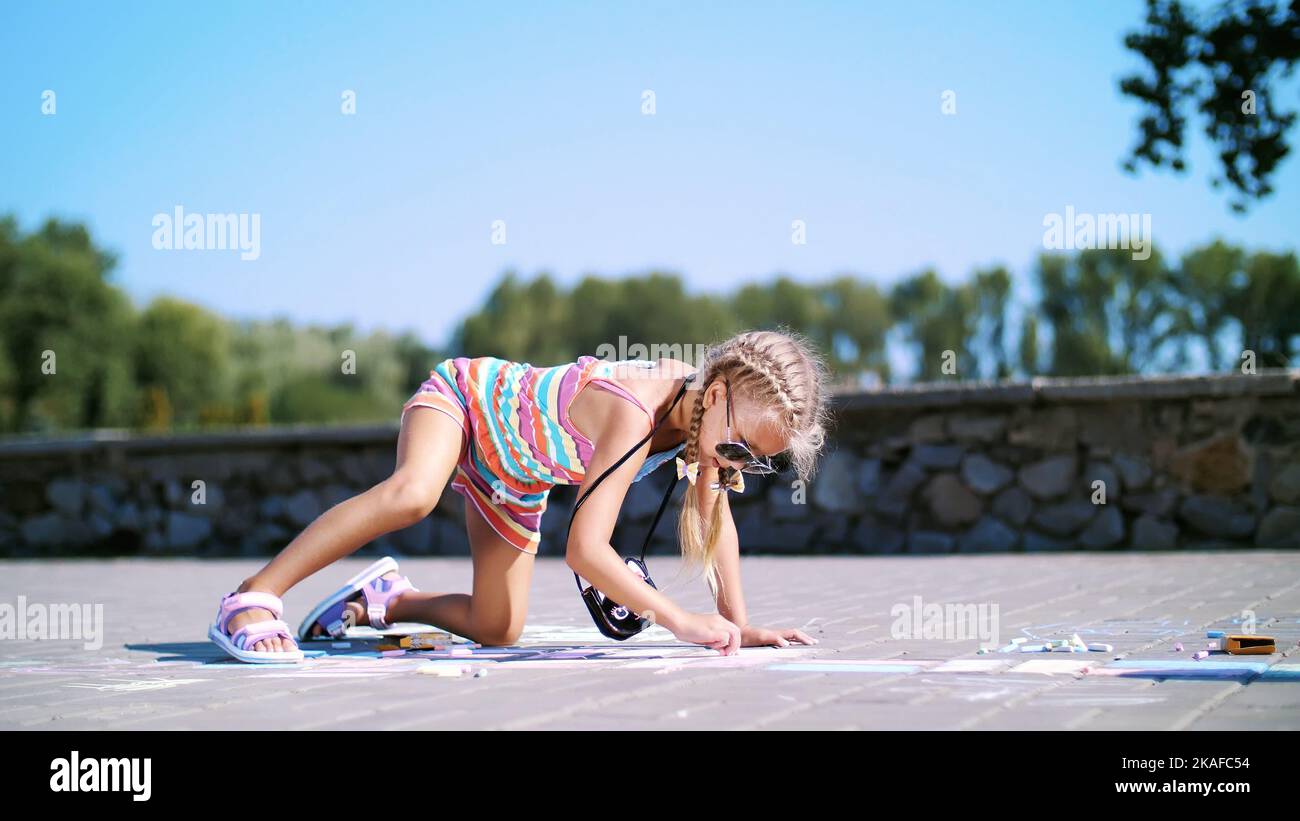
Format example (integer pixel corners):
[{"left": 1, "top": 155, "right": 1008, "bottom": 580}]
[{"left": 400, "top": 355, "right": 685, "bottom": 554}]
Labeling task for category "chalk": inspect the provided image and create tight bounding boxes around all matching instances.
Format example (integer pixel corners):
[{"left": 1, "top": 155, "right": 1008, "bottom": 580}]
[
  {"left": 1173, "top": 642, "right": 1183, "bottom": 652},
  {"left": 1070, "top": 633, "right": 1088, "bottom": 653},
  {"left": 1087, "top": 643, "right": 1113, "bottom": 653},
  {"left": 1192, "top": 650, "right": 1210, "bottom": 660},
  {"left": 473, "top": 668, "right": 488, "bottom": 678},
  {"left": 977, "top": 648, "right": 989, "bottom": 655},
  {"left": 1207, "top": 630, "right": 1226, "bottom": 639},
  {"left": 381, "top": 649, "right": 405, "bottom": 658},
  {"left": 1019, "top": 644, "right": 1047, "bottom": 652}
]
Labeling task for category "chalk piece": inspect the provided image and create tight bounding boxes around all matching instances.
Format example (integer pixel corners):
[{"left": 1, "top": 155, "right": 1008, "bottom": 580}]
[
  {"left": 1193, "top": 650, "right": 1209, "bottom": 660},
  {"left": 1087, "top": 643, "right": 1113, "bottom": 653},
  {"left": 473, "top": 669, "right": 488, "bottom": 678},
  {"left": 1011, "top": 637, "right": 1028, "bottom": 645},
  {"left": 1207, "top": 630, "right": 1226, "bottom": 639},
  {"left": 1019, "top": 644, "right": 1047, "bottom": 652},
  {"left": 1173, "top": 642, "right": 1183, "bottom": 652},
  {"left": 976, "top": 648, "right": 989, "bottom": 655}
]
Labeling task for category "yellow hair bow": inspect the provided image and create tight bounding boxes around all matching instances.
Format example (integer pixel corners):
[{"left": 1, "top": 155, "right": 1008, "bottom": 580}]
[
  {"left": 710, "top": 470, "right": 745, "bottom": 494},
  {"left": 675, "top": 457, "right": 699, "bottom": 485}
]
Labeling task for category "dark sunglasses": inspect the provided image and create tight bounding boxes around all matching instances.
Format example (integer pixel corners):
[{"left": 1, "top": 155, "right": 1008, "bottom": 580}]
[{"left": 715, "top": 380, "right": 783, "bottom": 475}]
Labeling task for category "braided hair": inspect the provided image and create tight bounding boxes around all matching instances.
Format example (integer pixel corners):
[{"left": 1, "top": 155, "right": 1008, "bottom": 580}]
[{"left": 678, "top": 329, "right": 829, "bottom": 594}]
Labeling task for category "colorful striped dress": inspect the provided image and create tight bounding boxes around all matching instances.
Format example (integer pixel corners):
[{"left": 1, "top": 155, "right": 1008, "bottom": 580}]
[{"left": 400, "top": 355, "right": 686, "bottom": 554}]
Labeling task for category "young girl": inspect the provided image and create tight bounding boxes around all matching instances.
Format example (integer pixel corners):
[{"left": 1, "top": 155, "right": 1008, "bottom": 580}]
[{"left": 209, "top": 330, "right": 829, "bottom": 662}]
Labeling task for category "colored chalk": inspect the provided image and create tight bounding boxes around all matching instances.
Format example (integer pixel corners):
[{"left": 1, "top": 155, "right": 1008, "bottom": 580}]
[
  {"left": 1207, "top": 630, "right": 1226, "bottom": 639},
  {"left": 1193, "top": 650, "right": 1209, "bottom": 660},
  {"left": 1019, "top": 644, "right": 1047, "bottom": 652},
  {"left": 1087, "top": 643, "right": 1113, "bottom": 653},
  {"left": 1173, "top": 642, "right": 1183, "bottom": 652}
]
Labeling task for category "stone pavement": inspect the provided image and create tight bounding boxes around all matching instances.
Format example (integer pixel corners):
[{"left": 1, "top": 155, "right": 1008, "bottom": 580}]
[{"left": 1, "top": 552, "right": 1298, "bottom": 730}]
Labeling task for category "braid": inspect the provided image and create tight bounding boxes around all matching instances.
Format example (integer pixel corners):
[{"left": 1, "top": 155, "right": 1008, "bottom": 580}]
[
  {"left": 676, "top": 328, "right": 830, "bottom": 594},
  {"left": 683, "top": 387, "right": 707, "bottom": 465}
]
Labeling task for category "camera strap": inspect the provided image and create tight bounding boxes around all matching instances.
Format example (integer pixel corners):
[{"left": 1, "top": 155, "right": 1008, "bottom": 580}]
[{"left": 567, "top": 372, "right": 697, "bottom": 592}]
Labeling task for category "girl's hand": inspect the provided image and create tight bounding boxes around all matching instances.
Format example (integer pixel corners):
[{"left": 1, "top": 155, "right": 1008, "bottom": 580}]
[
  {"left": 741, "top": 624, "right": 819, "bottom": 648},
  {"left": 672, "top": 612, "right": 742, "bottom": 655}
]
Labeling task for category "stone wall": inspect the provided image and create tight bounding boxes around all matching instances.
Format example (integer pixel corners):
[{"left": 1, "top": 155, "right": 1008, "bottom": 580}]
[{"left": 2, "top": 371, "right": 1298, "bottom": 557}]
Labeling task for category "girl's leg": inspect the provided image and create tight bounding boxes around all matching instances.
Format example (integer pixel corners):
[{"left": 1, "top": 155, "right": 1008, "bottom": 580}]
[
  {"left": 222, "top": 406, "right": 466, "bottom": 653},
  {"left": 382, "top": 500, "right": 535, "bottom": 646}
]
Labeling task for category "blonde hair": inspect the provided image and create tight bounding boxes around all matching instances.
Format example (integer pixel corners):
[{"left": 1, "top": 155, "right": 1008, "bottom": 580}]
[{"left": 677, "top": 329, "right": 829, "bottom": 594}]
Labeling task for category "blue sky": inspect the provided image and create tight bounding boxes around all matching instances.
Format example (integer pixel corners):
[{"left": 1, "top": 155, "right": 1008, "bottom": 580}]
[{"left": 3, "top": 1, "right": 1297, "bottom": 351}]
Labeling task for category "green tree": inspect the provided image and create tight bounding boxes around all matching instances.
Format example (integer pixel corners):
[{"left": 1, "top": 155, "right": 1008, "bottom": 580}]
[
  {"left": 889, "top": 270, "right": 977, "bottom": 381},
  {"left": 1120, "top": 0, "right": 1300, "bottom": 211},
  {"left": 0, "top": 219, "right": 136, "bottom": 432},
  {"left": 134, "top": 297, "right": 232, "bottom": 427},
  {"left": 1036, "top": 248, "right": 1178, "bottom": 376},
  {"left": 971, "top": 266, "right": 1014, "bottom": 379},
  {"left": 1229, "top": 249, "right": 1300, "bottom": 367},
  {"left": 817, "top": 277, "right": 892, "bottom": 382},
  {"left": 1168, "top": 240, "right": 1246, "bottom": 370}
]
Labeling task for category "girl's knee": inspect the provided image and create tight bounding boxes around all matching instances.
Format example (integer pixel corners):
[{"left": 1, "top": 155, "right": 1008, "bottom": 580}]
[
  {"left": 473, "top": 620, "right": 524, "bottom": 647},
  {"left": 378, "top": 472, "right": 441, "bottom": 525}
]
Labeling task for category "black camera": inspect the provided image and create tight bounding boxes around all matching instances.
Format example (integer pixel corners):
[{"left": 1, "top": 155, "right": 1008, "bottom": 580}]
[{"left": 579, "top": 557, "right": 658, "bottom": 641}]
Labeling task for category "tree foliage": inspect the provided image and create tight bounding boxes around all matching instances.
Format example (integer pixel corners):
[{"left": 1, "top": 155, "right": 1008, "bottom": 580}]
[
  {"left": 0, "top": 216, "right": 1296, "bottom": 434},
  {"left": 1120, "top": 0, "right": 1300, "bottom": 211}
]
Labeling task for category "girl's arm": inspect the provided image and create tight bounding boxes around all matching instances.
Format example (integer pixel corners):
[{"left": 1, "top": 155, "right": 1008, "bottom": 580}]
[
  {"left": 566, "top": 394, "right": 740, "bottom": 653},
  {"left": 695, "top": 465, "right": 820, "bottom": 649}
]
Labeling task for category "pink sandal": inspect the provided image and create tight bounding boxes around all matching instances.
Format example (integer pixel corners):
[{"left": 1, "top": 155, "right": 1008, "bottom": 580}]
[
  {"left": 208, "top": 591, "right": 305, "bottom": 663},
  {"left": 296, "top": 556, "right": 419, "bottom": 641}
]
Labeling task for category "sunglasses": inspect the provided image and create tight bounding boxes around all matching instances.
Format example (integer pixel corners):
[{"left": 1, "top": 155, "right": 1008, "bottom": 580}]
[{"left": 715, "top": 380, "right": 784, "bottom": 475}]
